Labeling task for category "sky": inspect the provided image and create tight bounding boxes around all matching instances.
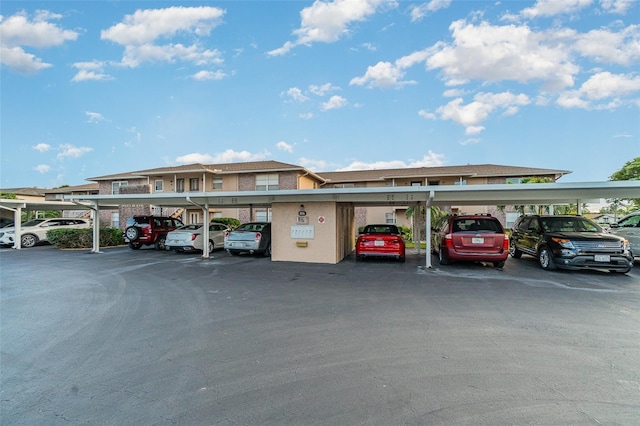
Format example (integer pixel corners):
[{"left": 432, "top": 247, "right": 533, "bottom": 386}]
[{"left": 1, "top": 0, "right": 639, "bottom": 189}]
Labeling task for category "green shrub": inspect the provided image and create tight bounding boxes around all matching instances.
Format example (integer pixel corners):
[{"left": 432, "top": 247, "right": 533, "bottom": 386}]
[
  {"left": 212, "top": 217, "right": 241, "bottom": 230},
  {"left": 47, "top": 227, "right": 124, "bottom": 249}
]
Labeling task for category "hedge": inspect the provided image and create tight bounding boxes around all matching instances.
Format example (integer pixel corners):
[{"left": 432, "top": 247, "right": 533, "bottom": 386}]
[
  {"left": 47, "top": 227, "right": 124, "bottom": 249},
  {"left": 212, "top": 217, "right": 241, "bottom": 230}
]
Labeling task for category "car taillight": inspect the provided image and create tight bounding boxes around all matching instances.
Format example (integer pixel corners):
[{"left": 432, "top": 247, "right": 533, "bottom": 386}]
[
  {"left": 444, "top": 234, "right": 454, "bottom": 248},
  {"left": 191, "top": 234, "right": 198, "bottom": 241},
  {"left": 224, "top": 231, "right": 229, "bottom": 240},
  {"left": 503, "top": 234, "right": 509, "bottom": 250},
  {"left": 255, "top": 232, "right": 262, "bottom": 242}
]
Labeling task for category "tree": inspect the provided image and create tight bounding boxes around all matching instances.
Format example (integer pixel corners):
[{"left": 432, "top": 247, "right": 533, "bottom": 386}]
[{"left": 608, "top": 157, "right": 640, "bottom": 212}]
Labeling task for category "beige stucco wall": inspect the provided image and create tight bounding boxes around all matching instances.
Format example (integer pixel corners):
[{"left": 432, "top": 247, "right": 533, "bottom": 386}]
[{"left": 271, "top": 201, "right": 354, "bottom": 264}]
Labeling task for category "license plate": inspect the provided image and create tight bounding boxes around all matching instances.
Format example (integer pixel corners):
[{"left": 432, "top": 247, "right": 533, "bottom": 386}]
[
  {"left": 374, "top": 240, "right": 385, "bottom": 246},
  {"left": 472, "top": 237, "right": 484, "bottom": 244},
  {"left": 594, "top": 254, "right": 610, "bottom": 262}
]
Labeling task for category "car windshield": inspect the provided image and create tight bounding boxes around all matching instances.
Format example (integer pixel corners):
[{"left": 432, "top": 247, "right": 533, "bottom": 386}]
[
  {"left": 21, "top": 219, "right": 46, "bottom": 227},
  {"left": 363, "top": 225, "right": 400, "bottom": 234},
  {"left": 541, "top": 217, "right": 602, "bottom": 233},
  {"left": 452, "top": 219, "right": 502, "bottom": 233},
  {"left": 237, "top": 223, "right": 266, "bottom": 232}
]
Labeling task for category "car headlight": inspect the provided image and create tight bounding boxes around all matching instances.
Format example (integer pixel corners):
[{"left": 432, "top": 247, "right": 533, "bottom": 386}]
[
  {"left": 552, "top": 237, "right": 575, "bottom": 249},
  {"left": 5, "top": 230, "right": 14, "bottom": 235}
]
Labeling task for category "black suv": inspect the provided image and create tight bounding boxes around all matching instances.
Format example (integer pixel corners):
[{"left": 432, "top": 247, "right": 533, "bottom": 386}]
[
  {"left": 124, "top": 215, "right": 184, "bottom": 250},
  {"left": 509, "top": 215, "right": 633, "bottom": 273}
]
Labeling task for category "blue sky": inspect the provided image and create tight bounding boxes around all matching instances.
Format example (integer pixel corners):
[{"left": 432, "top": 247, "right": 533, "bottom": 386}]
[{"left": 1, "top": 0, "right": 639, "bottom": 189}]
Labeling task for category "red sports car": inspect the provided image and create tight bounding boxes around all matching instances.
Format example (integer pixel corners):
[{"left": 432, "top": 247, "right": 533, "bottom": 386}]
[{"left": 356, "top": 224, "right": 406, "bottom": 262}]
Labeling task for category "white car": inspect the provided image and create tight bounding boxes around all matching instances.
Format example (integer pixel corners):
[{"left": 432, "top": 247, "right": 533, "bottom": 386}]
[
  {"left": 165, "top": 223, "right": 230, "bottom": 253},
  {"left": 0, "top": 218, "right": 91, "bottom": 248},
  {"left": 609, "top": 212, "right": 640, "bottom": 257}
]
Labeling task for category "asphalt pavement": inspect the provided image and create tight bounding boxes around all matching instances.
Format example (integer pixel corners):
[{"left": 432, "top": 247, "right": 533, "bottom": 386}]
[{"left": 1, "top": 245, "right": 639, "bottom": 425}]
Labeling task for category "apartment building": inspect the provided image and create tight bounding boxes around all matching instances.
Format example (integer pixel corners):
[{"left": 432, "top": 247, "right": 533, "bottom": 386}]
[
  {"left": 86, "top": 161, "right": 570, "bottom": 229},
  {"left": 87, "top": 161, "right": 326, "bottom": 228},
  {"left": 318, "top": 164, "right": 570, "bottom": 229}
]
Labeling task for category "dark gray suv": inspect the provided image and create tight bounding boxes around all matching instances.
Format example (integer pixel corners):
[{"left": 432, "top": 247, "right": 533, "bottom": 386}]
[{"left": 509, "top": 215, "right": 633, "bottom": 273}]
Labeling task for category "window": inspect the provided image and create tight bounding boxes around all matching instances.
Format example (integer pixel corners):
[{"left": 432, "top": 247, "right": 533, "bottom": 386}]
[
  {"left": 334, "top": 183, "right": 354, "bottom": 188},
  {"left": 189, "top": 212, "right": 200, "bottom": 224},
  {"left": 176, "top": 178, "right": 185, "bottom": 193},
  {"left": 255, "top": 209, "right": 272, "bottom": 222},
  {"left": 189, "top": 178, "right": 199, "bottom": 192},
  {"left": 111, "top": 212, "right": 120, "bottom": 228},
  {"left": 454, "top": 179, "right": 467, "bottom": 185},
  {"left": 212, "top": 177, "right": 223, "bottom": 190},
  {"left": 505, "top": 213, "right": 520, "bottom": 229},
  {"left": 506, "top": 177, "right": 523, "bottom": 184},
  {"left": 154, "top": 180, "right": 164, "bottom": 192},
  {"left": 427, "top": 180, "right": 440, "bottom": 186},
  {"left": 112, "top": 181, "right": 128, "bottom": 194},
  {"left": 256, "top": 174, "right": 279, "bottom": 191},
  {"left": 385, "top": 213, "right": 395, "bottom": 224},
  {"left": 411, "top": 181, "right": 422, "bottom": 186}
]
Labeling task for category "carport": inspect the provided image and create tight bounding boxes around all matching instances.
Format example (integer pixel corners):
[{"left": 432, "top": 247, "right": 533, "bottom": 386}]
[
  {"left": 0, "top": 199, "right": 96, "bottom": 250},
  {"left": 67, "top": 180, "right": 640, "bottom": 267}
]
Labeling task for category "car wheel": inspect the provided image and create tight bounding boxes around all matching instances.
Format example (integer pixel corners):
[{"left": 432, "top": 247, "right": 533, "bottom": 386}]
[
  {"left": 21, "top": 234, "right": 38, "bottom": 248},
  {"left": 125, "top": 226, "right": 140, "bottom": 241},
  {"left": 128, "top": 242, "right": 142, "bottom": 250},
  {"left": 538, "top": 246, "right": 556, "bottom": 271},
  {"left": 155, "top": 235, "right": 166, "bottom": 250},
  {"left": 208, "top": 240, "right": 215, "bottom": 253},
  {"left": 493, "top": 261, "right": 505, "bottom": 268},
  {"left": 438, "top": 248, "right": 449, "bottom": 265},
  {"left": 509, "top": 240, "right": 522, "bottom": 258}
]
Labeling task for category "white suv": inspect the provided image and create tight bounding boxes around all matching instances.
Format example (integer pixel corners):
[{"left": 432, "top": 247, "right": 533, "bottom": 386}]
[{"left": 0, "top": 218, "right": 91, "bottom": 248}]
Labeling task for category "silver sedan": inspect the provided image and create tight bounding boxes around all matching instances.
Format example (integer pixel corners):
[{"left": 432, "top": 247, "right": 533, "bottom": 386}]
[{"left": 165, "top": 223, "right": 230, "bottom": 253}]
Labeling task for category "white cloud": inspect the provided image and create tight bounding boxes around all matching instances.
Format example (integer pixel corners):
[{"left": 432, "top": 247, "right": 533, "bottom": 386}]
[
  {"left": 276, "top": 141, "right": 294, "bottom": 153},
  {"left": 573, "top": 25, "right": 640, "bottom": 66},
  {"left": 338, "top": 151, "right": 445, "bottom": 171},
  {"left": 33, "top": 143, "right": 51, "bottom": 153},
  {"left": 72, "top": 61, "right": 112, "bottom": 82},
  {"left": 460, "top": 138, "right": 481, "bottom": 146},
  {"left": 556, "top": 71, "right": 640, "bottom": 109},
  {"left": 299, "top": 112, "right": 314, "bottom": 120},
  {"left": 309, "top": 83, "right": 340, "bottom": 96},
  {"left": 176, "top": 149, "right": 271, "bottom": 165},
  {"left": 34, "top": 164, "right": 51, "bottom": 173},
  {"left": 284, "top": 87, "right": 309, "bottom": 102},
  {"left": 267, "top": 0, "right": 397, "bottom": 56},
  {"left": 520, "top": 0, "right": 593, "bottom": 19},
  {"left": 57, "top": 144, "right": 93, "bottom": 159},
  {"left": 100, "top": 6, "right": 225, "bottom": 68},
  {"left": 426, "top": 20, "right": 580, "bottom": 91},
  {"left": 0, "top": 11, "right": 78, "bottom": 74},
  {"left": 101, "top": 6, "right": 225, "bottom": 45},
  {"left": 350, "top": 49, "right": 431, "bottom": 88},
  {"left": 424, "top": 91, "right": 530, "bottom": 134},
  {"left": 298, "top": 157, "right": 331, "bottom": 171},
  {"left": 85, "top": 111, "right": 105, "bottom": 123},
  {"left": 321, "top": 95, "right": 348, "bottom": 111},
  {"left": 192, "top": 70, "right": 226, "bottom": 81},
  {"left": 409, "top": 0, "right": 452, "bottom": 22},
  {"left": 600, "top": 0, "right": 635, "bottom": 14},
  {"left": 175, "top": 153, "right": 215, "bottom": 164}
]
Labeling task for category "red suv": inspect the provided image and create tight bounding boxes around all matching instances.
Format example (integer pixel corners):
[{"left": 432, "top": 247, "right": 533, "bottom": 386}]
[
  {"left": 124, "top": 215, "right": 184, "bottom": 250},
  {"left": 432, "top": 213, "right": 509, "bottom": 268}
]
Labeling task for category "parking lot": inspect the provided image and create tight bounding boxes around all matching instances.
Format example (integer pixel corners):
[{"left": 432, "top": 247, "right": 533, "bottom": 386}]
[{"left": 1, "top": 245, "right": 639, "bottom": 425}]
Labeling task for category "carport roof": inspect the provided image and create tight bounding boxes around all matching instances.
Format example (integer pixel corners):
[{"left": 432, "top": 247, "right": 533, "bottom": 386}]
[
  {"left": 0, "top": 199, "right": 95, "bottom": 211},
  {"left": 66, "top": 180, "right": 640, "bottom": 208}
]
